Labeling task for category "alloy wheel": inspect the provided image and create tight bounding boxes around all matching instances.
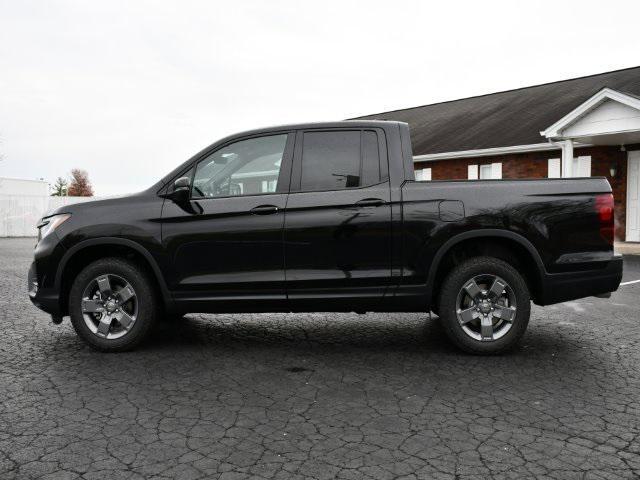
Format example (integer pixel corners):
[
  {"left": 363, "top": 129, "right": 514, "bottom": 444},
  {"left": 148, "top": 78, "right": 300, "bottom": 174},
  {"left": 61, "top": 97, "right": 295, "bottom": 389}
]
[
  {"left": 455, "top": 274, "right": 517, "bottom": 342},
  {"left": 81, "top": 274, "right": 138, "bottom": 339}
]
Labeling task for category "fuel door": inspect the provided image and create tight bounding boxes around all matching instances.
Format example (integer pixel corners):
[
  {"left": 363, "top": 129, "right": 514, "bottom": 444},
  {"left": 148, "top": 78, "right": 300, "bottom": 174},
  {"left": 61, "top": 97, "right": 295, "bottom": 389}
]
[{"left": 439, "top": 200, "right": 465, "bottom": 222}]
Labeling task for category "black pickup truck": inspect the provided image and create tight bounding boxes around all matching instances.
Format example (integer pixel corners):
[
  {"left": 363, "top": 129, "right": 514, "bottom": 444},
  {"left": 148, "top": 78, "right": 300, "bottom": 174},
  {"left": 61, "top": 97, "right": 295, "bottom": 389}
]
[{"left": 29, "top": 121, "right": 623, "bottom": 353}]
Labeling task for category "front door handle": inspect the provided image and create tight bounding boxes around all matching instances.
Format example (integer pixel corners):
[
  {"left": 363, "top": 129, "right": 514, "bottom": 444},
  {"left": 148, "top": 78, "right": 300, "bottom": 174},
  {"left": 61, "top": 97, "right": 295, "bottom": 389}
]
[
  {"left": 355, "top": 198, "right": 386, "bottom": 207},
  {"left": 250, "top": 205, "right": 279, "bottom": 215}
]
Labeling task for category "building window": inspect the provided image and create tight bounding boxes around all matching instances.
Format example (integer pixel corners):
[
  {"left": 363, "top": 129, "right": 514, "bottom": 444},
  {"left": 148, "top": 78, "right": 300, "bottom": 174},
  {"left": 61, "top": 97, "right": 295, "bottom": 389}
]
[
  {"left": 548, "top": 156, "right": 591, "bottom": 178},
  {"left": 492, "top": 162, "right": 502, "bottom": 179},
  {"left": 548, "top": 158, "right": 561, "bottom": 178},
  {"left": 415, "top": 167, "right": 432, "bottom": 181},
  {"left": 572, "top": 156, "right": 592, "bottom": 177},
  {"left": 470, "top": 163, "right": 502, "bottom": 180}
]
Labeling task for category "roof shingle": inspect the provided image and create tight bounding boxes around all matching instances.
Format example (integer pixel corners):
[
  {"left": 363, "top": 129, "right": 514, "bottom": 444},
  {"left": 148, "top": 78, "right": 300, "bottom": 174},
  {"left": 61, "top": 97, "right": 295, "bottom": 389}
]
[{"left": 354, "top": 66, "right": 640, "bottom": 156}]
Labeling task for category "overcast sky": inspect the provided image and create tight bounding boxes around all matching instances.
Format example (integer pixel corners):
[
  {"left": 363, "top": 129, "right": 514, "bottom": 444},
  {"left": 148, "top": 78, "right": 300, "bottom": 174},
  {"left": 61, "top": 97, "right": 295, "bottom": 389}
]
[{"left": 1, "top": 0, "right": 639, "bottom": 195}]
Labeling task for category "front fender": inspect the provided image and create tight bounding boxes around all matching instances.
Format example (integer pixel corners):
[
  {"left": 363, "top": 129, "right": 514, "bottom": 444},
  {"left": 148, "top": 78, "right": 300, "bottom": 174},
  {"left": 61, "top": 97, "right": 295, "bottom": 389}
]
[{"left": 55, "top": 237, "right": 172, "bottom": 307}]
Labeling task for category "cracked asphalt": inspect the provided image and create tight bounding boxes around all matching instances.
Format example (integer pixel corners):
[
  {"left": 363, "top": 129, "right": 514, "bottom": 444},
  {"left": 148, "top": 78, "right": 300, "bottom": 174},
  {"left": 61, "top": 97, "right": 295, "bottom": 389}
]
[{"left": 1, "top": 238, "right": 640, "bottom": 479}]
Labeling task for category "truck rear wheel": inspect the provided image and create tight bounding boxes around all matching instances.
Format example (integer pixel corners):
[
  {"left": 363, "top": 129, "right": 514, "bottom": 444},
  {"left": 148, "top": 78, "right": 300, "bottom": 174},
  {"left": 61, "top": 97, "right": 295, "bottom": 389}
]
[
  {"left": 438, "top": 256, "right": 530, "bottom": 354},
  {"left": 69, "top": 258, "right": 158, "bottom": 352}
]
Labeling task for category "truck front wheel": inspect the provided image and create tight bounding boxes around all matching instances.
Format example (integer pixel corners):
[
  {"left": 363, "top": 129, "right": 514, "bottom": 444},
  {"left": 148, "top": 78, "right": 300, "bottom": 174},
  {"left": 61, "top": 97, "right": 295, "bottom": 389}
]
[
  {"left": 69, "top": 258, "right": 158, "bottom": 352},
  {"left": 438, "top": 256, "right": 530, "bottom": 354}
]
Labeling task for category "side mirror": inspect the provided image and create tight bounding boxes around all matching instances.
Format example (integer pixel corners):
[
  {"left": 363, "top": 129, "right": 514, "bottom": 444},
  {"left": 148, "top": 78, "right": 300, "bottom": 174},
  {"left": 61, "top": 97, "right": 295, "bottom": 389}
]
[{"left": 168, "top": 176, "right": 190, "bottom": 203}]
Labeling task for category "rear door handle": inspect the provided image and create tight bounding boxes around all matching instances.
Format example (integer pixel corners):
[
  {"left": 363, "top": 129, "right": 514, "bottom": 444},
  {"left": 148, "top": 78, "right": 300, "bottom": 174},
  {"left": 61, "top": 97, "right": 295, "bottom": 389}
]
[
  {"left": 355, "top": 198, "right": 386, "bottom": 207},
  {"left": 250, "top": 205, "right": 279, "bottom": 215}
]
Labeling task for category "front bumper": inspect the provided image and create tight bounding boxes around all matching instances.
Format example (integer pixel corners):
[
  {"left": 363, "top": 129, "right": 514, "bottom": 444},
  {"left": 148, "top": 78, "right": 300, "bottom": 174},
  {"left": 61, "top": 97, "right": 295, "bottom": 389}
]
[
  {"left": 28, "top": 231, "right": 67, "bottom": 316},
  {"left": 29, "top": 261, "right": 64, "bottom": 315},
  {"left": 27, "top": 261, "right": 38, "bottom": 298},
  {"left": 537, "top": 254, "right": 623, "bottom": 305}
]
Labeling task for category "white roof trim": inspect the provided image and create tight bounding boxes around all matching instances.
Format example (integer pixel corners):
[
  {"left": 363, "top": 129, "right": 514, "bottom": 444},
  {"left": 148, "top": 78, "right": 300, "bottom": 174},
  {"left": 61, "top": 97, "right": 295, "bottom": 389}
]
[
  {"left": 541, "top": 87, "right": 640, "bottom": 139},
  {"left": 0, "top": 176, "right": 49, "bottom": 184},
  {"left": 413, "top": 143, "right": 561, "bottom": 163}
]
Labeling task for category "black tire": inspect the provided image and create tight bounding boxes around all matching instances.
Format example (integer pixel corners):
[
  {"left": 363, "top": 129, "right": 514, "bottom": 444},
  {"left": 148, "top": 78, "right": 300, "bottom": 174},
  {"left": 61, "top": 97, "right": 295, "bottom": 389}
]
[
  {"left": 438, "top": 256, "right": 530, "bottom": 355},
  {"left": 69, "top": 258, "right": 158, "bottom": 352}
]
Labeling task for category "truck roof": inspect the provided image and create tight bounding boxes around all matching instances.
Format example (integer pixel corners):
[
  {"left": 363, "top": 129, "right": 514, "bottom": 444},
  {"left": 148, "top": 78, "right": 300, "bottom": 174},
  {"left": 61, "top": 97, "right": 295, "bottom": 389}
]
[{"left": 203, "top": 120, "right": 404, "bottom": 142}]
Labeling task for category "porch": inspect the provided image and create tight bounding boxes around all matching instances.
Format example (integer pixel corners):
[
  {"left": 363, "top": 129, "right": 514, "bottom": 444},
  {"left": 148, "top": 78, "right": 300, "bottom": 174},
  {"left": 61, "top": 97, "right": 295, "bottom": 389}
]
[{"left": 541, "top": 88, "right": 640, "bottom": 242}]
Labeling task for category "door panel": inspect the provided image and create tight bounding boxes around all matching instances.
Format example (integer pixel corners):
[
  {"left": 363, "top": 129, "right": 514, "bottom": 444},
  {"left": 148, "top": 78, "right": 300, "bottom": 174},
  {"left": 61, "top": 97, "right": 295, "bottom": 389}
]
[
  {"left": 283, "top": 128, "right": 393, "bottom": 310},
  {"left": 284, "top": 184, "right": 392, "bottom": 299},
  {"left": 162, "top": 194, "right": 287, "bottom": 301},
  {"left": 161, "top": 132, "right": 293, "bottom": 311}
]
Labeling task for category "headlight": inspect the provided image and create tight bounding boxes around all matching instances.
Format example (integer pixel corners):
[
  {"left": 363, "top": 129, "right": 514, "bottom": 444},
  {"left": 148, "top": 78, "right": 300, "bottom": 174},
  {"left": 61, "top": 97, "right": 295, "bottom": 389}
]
[{"left": 37, "top": 214, "right": 71, "bottom": 242}]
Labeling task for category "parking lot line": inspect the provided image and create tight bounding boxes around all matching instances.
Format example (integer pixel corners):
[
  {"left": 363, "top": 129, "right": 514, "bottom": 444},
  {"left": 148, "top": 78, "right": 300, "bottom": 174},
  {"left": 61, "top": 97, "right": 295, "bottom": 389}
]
[{"left": 620, "top": 279, "right": 640, "bottom": 286}]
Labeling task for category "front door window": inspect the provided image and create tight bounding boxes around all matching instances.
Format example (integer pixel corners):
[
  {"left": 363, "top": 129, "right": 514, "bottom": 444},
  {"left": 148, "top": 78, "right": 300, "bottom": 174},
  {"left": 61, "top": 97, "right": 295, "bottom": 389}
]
[{"left": 192, "top": 134, "right": 288, "bottom": 199}]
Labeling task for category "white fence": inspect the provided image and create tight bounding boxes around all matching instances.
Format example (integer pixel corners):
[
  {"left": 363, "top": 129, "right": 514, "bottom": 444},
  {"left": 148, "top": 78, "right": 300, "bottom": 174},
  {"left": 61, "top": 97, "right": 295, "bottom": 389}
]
[{"left": 0, "top": 195, "right": 101, "bottom": 237}]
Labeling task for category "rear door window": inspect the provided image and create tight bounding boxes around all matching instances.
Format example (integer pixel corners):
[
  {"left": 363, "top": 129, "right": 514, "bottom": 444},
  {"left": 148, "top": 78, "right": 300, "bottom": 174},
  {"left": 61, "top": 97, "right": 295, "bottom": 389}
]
[{"left": 299, "top": 130, "right": 386, "bottom": 192}]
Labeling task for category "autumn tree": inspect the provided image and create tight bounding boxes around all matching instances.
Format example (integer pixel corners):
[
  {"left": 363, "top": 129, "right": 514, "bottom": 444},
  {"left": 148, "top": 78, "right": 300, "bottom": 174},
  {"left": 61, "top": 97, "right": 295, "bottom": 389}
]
[
  {"left": 51, "top": 177, "right": 68, "bottom": 196},
  {"left": 67, "top": 169, "right": 94, "bottom": 196}
]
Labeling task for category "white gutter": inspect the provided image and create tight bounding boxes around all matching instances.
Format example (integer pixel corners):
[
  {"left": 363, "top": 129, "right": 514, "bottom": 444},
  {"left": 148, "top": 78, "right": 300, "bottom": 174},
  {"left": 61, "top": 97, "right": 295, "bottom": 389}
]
[{"left": 412, "top": 143, "right": 561, "bottom": 163}]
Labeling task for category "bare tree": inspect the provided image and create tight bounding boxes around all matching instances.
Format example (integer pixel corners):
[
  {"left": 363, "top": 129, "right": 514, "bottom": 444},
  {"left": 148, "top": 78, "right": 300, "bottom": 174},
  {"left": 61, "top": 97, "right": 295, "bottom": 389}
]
[{"left": 67, "top": 169, "right": 94, "bottom": 196}]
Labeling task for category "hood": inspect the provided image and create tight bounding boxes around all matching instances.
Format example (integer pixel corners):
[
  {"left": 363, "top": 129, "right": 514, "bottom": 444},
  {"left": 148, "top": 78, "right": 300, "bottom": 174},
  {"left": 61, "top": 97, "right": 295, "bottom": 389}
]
[{"left": 44, "top": 191, "right": 150, "bottom": 218}]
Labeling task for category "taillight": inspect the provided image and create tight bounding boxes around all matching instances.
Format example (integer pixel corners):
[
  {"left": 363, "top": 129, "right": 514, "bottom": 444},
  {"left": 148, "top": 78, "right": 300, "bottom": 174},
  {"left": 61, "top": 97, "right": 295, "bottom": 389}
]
[{"left": 595, "top": 193, "right": 614, "bottom": 245}]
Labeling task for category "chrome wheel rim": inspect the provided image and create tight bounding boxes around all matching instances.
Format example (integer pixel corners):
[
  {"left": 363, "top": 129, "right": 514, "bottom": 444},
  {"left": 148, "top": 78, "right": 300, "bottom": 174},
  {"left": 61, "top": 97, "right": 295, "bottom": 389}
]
[
  {"left": 455, "top": 274, "right": 517, "bottom": 342},
  {"left": 81, "top": 274, "right": 138, "bottom": 340}
]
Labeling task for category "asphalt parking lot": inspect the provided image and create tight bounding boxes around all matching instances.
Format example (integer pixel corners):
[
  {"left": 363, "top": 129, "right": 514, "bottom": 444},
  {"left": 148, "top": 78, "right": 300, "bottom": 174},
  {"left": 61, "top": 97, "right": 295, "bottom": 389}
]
[{"left": 1, "top": 238, "right": 639, "bottom": 480}]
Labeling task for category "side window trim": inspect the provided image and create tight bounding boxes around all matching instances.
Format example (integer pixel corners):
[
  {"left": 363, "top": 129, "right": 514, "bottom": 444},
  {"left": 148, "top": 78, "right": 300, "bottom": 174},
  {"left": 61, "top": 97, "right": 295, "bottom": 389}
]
[
  {"left": 276, "top": 132, "right": 295, "bottom": 194},
  {"left": 288, "top": 179, "right": 390, "bottom": 195},
  {"left": 290, "top": 128, "right": 389, "bottom": 194},
  {"left": 378, "top": 129, "right": 389, "bottom": 181},
  {"left": 290, "top": 130, "right": 304, "bottom": 192}
]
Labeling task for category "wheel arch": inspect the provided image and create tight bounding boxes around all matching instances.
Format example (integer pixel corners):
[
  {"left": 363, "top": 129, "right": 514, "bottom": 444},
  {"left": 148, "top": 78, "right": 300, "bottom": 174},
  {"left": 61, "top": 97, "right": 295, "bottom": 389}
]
[
  {"left": 426, "top": 229, "right": 546, "bottom": 308},
  {"left": 56, "top": 237, "right": 172, "bottom": 315}
]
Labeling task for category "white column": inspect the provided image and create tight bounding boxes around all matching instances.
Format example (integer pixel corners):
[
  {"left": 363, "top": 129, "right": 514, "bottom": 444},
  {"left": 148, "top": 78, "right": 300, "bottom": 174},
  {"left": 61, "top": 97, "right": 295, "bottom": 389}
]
[{"left": 560, "top": 140, "right": 574, "bottom": 177}]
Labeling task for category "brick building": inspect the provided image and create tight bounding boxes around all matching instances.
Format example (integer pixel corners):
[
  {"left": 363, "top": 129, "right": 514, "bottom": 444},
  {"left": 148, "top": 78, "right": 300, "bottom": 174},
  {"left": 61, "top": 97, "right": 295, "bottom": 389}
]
[{"left": 358, "top": 67, "right": 640, "bottom": 241}]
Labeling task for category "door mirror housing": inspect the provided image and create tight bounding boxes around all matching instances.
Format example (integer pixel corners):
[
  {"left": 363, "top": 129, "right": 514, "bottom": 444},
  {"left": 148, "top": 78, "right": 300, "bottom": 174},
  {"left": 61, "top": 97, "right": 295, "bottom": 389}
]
[{"left": 167, "top": 176, "right": 191, "bottom": 203}]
